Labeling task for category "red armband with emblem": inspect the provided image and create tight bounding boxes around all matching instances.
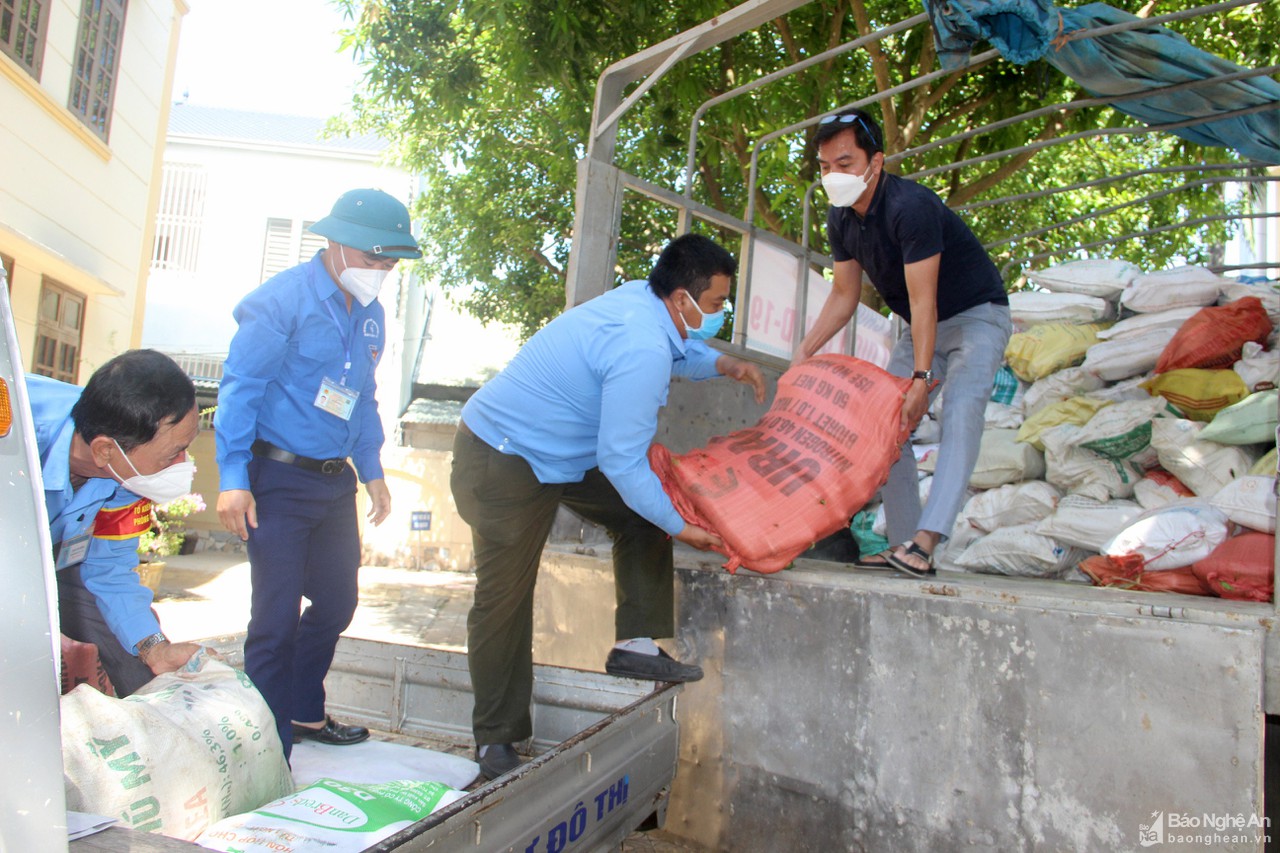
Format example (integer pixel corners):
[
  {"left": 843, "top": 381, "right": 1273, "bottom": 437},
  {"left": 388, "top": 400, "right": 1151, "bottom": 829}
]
[{"left": 93, "top": 499, "right": 153, "bottom": 540}]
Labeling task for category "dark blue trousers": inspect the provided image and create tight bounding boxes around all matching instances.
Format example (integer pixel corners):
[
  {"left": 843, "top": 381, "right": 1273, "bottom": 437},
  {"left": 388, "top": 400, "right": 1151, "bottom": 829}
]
[{"left": 244, "top": 457, "right": 360, "bottom": 759}]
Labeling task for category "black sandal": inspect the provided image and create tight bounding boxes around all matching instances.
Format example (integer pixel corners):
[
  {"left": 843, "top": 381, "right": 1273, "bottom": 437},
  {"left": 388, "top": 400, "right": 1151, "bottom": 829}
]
[
  {"left": 888, "top": 542, "right": 936, "bottom": 578},
  {"left": 852, "top": 550, "right": 895, "bottom": 571}
]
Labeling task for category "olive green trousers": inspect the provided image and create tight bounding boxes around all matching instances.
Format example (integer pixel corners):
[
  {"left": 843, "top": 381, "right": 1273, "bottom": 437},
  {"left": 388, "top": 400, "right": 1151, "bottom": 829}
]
[{"left": 451, "top": 423, "right": 675, "bottom": 746}]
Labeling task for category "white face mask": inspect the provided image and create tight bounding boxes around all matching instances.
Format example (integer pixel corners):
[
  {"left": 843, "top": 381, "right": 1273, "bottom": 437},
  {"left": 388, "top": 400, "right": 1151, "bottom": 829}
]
[
  {"left": 335, "top": 246, "right": 390, "bottom": 307},
  {"left": 108, "top": 439, "right": 195, "bottom": 504},
  {"left": 821, "top": 161, "right": 875, "bottom": 208}
]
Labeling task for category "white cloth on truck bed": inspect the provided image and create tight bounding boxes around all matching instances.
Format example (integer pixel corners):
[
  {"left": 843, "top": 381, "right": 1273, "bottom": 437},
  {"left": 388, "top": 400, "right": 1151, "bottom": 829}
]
[{"left": 291, "top": 738, "right": 479, "bottom": 790}]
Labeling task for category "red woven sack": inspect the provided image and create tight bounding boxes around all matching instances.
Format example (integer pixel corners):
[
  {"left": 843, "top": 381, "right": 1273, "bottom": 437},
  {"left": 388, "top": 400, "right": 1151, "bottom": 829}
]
[
  {"left": 1191, "top": 532, "right": 1275, "bottom": 602},
  {"left": 649, "top": 355, "right": 912, "bottom": 573},
  {"left": 1079, "top": 553, "right": 1213, "bottom": 596},
  {"left": 1155, "top": 296, "right": 1272, "bottom": 373},
  {"left": 1140, "top": 468, "right": 1195, "bottom": 498}
]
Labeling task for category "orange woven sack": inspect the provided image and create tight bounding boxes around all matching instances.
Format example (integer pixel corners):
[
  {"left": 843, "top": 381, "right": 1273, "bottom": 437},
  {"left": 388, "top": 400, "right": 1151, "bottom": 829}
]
[
  {"left": 649, "top": 355, "right": 912, "bottom": 573},
  {"left": 1191, "top": 531, "right": 1275, "bottom": 602},
  {"left": 1079, "top": 553, "right": 1213, "bottom": 596},
  {"left": 1155, "top": 296, "right": 1272, "bottom": 373}
]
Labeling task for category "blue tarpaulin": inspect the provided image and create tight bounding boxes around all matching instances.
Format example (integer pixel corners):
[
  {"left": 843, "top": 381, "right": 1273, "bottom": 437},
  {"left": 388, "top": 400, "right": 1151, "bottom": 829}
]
[{"left": 922, "top": 0, "right": 1280, "bottom": 163}]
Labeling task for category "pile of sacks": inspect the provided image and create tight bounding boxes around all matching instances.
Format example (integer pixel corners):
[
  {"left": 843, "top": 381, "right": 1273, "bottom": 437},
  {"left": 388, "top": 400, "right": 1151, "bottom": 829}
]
[{"left": 852, "top": 260, "right": 1277, "bottom": 601}]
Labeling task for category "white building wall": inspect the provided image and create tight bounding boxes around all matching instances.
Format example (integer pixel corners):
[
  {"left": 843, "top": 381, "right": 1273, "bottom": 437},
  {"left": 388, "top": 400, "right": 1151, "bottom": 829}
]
[
  {"left": 143, "top": 137, "right": 414, "bottom": 354},
  {"left": 0, "top": 0, "right": 185, "bottom": 372}
]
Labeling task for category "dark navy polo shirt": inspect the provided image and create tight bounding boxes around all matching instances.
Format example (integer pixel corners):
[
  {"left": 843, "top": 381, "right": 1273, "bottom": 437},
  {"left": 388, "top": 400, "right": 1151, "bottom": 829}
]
[{"left": 826, "top": 172, "right": 1008, "bottom": 323}]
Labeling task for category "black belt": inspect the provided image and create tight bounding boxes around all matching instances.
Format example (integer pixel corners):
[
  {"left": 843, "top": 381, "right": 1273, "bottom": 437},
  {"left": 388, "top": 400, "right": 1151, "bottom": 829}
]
[{"left": 251, "top": 439, "right": 348, "bottom": 475}]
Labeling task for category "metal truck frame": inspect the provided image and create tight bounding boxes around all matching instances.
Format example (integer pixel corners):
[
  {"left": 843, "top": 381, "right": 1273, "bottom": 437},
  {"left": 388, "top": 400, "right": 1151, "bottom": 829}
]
[
  {"left": 551, "top": 1, "right": 1279, "bottom": 850},
  {"left": 0, "top": 274, "right": 682, "bottom": 853}
]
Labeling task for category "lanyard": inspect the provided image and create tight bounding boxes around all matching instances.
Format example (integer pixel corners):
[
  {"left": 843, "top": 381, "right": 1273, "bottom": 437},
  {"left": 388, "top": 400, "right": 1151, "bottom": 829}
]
[{"left": 322, "top": 298, "right": 355, "bottom": 385}]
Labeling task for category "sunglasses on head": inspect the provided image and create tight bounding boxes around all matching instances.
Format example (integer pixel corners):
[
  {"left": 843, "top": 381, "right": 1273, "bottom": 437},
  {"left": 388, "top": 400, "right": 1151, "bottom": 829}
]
[{"left": 819, "top": 113, "right": 880, "bottom": 147}]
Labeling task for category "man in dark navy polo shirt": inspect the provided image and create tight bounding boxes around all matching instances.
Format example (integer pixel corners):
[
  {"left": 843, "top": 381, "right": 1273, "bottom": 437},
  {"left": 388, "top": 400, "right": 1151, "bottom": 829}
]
[{"left": 793, "top": 109, "right": 1011, "bottom": 577}]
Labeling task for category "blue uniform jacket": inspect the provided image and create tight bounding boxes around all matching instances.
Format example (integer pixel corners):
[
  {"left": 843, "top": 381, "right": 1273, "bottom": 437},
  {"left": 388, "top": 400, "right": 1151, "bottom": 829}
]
[
  {"left": 216, "top": 251, "right": 386, "bottom": 491},
  {"left": 461, "top": 280, "right": 722, "bottom": 535}
]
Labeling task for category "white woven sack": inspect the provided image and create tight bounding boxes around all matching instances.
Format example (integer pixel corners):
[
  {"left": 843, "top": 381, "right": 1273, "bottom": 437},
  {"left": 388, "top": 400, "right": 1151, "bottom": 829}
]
[
  {"left": 984, "top": 401, "right": 1025, "bottom": 429},
  {"left": 935, "top": 515, "right": 983, "bottom": 574},
  {"left": 1009, "top": 291, "right": 1114, "bottom": 327},
  {"left": 1102, "top": 502, "right": 1230, "bottom": 570},
  {"left": 1035, "top": 495, "right": 1144, "bottom": 551},
  {"left": 1120, "top": 266, "right": 1223, "bottom": 313},
  {"left": 1095, "top": 306, "right": 1200, "bottom": 341},
  {"left": 1041, "top": 424, "right": 1145, "bottom": 501},
  {"left": 962, "top": 481, "right": 1062, "bottom": 533},
  {"left": 1023, "top": 367, "right": 1106, "bottom": 417},
  {"left": 1151, "top": 418, "right": 1259, "bottom": 497},
  {"left": 1074, "top": 397, "right": 1174, "bottom": 468},
  {"left": 1025, "top": 258, "right": 1139, "bottom": 299},
  {"left": 62, "top": 654, "right": 294, "bottom": 841},
  {"left": 1089, "top": 376, "right": 1157, "bottom": 405},
  {"left": 918, "top": 428, "right": 1044, "bottom": 489},
  {"left": 956, "top": 523, "right": 1090, "bottom": 578},
  {"left": 1081, "top": 328, "right": 1178, "bottom": 382},
  {"left": 1219, "top": 281, "right": 1280, "bottom": 326},
  {"left": 1210, "top": 475, "right": 1277, "bottom": 533},
  {"left": 1234, "top": 341, "right": 1280, "bottom": 392}
]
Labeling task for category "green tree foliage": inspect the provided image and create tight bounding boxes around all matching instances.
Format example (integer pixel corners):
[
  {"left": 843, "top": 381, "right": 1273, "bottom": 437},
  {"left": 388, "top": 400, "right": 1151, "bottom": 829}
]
[{"left": 339, "top": 0, "right": 1278, "bottom": 335}]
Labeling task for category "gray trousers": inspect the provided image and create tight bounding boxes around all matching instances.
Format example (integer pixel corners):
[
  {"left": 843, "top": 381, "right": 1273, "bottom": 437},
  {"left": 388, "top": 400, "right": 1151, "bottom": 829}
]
[
  {"left": 451, "top": 423, "right": 675, "bottom": 746},
  {"left": 882, "top": 301, "right": 1012, "bottom": 545}
]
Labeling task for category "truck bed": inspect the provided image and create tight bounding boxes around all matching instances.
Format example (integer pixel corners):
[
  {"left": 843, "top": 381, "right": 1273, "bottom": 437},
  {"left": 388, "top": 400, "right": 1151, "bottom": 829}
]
[{"left": 69, "top": 636, "right": 682, "bottom": 853}]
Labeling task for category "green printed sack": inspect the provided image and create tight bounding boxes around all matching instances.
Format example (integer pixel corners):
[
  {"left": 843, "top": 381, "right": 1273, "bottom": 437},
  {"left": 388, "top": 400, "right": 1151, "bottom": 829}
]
[
  {"left": 61, "top": 655, "right": 293, "bottom": 841},
  {"left": 196, "top": 778, "right": 466, "bottom": 853},
  {"left": 1198, "top": 389, "right": 1278, "bottom": 445}
]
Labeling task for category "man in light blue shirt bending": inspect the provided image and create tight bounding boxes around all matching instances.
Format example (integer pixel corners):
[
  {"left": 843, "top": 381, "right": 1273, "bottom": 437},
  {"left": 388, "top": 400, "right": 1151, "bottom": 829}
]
[{"left": 453, "top": 233, "right": 766, "bottom": 780}]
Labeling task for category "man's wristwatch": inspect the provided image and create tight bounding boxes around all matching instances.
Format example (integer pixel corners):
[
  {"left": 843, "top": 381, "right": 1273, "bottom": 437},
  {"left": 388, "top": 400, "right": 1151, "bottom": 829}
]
[
  {"left": 136, "top": 631, "right": 168, "bottom": 661},
  {"left": 911, "top": 369, "right": 934, "bottom": 382}
]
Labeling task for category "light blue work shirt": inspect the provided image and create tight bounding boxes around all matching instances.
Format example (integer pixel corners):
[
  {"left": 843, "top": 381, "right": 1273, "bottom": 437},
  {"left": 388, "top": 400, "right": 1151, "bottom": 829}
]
[
  {"left": 461, "top": 279, "right": 723, "bottom": 535},
  {"left": 27, "top": 374, "right": 160, "bottom": 654},
  {"left": 216, "top": 251, "right": 386, "bottom": 491}
]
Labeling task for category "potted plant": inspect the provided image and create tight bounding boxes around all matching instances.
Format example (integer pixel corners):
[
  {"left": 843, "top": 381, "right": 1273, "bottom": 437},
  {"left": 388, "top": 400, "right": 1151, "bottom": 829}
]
[{"left": 135, "top": 492, "right": 206, "bottom": 592}]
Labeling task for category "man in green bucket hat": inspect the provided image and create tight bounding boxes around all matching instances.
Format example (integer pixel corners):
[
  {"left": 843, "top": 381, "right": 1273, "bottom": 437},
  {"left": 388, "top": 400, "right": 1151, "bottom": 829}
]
[{"left": 215, "top": 188, "right": 421, "bottom": 759}]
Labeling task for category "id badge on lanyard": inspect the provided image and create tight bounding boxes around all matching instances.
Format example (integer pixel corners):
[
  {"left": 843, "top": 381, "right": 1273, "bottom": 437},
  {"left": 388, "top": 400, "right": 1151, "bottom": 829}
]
[
  {"left": 56, "top": 531, "right": 92, "bottom": 569},
  {"left": 315, "top": 376, "right": 360, "bottom": 421},
  {"left": 315, "top": 298, "right": 360, "bottom": 421}
]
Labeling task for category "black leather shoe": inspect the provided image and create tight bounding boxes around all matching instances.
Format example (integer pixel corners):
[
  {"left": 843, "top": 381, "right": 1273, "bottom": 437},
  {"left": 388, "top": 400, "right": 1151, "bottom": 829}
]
[
  {"left": 476, "top": 743, "right": 523, "bottom": 780},
  {"left": 605, "top": 648, "right": 703, "bottom": 683},
  {"left": 292, "top": 716, "right": 370, "bottom": 745}
]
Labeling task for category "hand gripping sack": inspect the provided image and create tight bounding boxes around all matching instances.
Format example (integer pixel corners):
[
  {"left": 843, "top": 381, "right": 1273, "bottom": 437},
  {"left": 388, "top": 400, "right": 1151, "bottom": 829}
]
[{"left": 649, "top": 355, "right": 912, "bottom": 573}]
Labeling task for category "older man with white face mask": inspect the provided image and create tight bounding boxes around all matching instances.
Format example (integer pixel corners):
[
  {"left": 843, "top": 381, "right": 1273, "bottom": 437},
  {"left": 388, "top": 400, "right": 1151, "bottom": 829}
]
[
  {"left": 215, "top": 188, "right": 421, "bottom": 759},
  {"left": 27, "top": 349, "right": 204, "bottom": 696}
]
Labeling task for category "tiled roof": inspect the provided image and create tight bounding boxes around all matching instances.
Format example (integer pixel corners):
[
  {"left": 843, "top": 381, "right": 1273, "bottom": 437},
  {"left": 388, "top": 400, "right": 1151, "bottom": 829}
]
[
  {"left": 167, "top": 103, "right": 388, "bottom": 153},
  {"left": 401, "top": 398, "right": 464, "bottom": 426}
]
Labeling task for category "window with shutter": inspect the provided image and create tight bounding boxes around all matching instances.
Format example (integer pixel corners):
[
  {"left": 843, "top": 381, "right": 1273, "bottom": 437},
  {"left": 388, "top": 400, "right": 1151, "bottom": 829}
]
[
  {"left": 151, "top": 163, "right": 208, "bottom": 273},
  {"left": 260, "top": 219, "right": 330, "bottom": 283}
]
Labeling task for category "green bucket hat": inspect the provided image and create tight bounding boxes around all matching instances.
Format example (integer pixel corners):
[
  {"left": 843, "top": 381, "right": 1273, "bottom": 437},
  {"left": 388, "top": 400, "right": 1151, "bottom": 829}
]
[{"left": 309, "top": 188, "right": 422, "bottom": 259}]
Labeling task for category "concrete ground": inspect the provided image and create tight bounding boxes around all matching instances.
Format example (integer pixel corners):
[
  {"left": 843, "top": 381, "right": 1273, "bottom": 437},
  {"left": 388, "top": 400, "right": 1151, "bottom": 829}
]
[{"left": 151, "top": 551, "right": 703, "bottom": 853}]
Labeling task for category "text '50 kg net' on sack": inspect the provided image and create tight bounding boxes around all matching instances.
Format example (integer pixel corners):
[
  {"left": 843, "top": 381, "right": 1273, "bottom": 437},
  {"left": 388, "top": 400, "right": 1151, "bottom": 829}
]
[{"left": 649, "top": 355, "right": 913, "bottom": 574}]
